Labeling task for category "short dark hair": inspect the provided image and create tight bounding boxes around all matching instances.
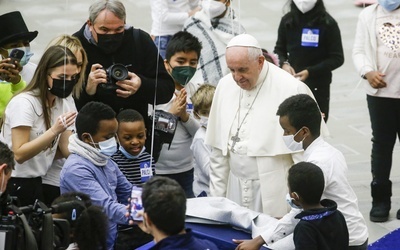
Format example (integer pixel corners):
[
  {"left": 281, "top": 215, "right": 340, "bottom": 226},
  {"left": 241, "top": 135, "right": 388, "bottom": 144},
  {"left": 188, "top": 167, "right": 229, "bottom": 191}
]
[
  {"left": 117, "top": 109, "right": 144, "bottom": 123},
  {"left": 276, "top": 94, "right": 321, "bottom": 136},
  {"left": 0, "top": 141, "right": 14, "bottom": 174},
  {"left": 165, "top": 31, "right": 202, "bottom": 61},
  {"left": 52, "top": 192, "right": 108, "bottom": 250},
  {"left": 75, "top": 102, "right": 116, "bottom": 140},
  {"left": 288, "top": 162, "right": 324, "bottom": 205},
  {"left": 142, "top": 176, "right": 186, "bottom": 235}
]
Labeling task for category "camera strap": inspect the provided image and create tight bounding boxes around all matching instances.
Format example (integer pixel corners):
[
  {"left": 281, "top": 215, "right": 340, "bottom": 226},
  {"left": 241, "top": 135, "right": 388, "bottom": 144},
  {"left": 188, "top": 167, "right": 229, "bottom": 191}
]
[{"left": 9, "top": 205, "right": 38, "bottom": 250}]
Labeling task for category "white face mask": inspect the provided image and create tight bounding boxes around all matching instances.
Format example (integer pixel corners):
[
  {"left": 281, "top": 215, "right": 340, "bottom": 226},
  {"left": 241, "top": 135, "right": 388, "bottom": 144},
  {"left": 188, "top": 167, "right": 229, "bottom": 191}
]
[
  {"left": 282, "top": 128, "right": 305, "bottom": 151},
  {"left": 202, "top": 0, "right": 227, "bottom": 19},
  {"left": 286, "top": 193, "right": 302, "bottom": 209},
  {"left": 293, "top": 0, "right": 317, "bottom": 14},
  {"left": 89, "top": 135, "right": 118, "bottom": 157},
  {"left": 199, "top": 115, "right": 209, "bottom": 128}
]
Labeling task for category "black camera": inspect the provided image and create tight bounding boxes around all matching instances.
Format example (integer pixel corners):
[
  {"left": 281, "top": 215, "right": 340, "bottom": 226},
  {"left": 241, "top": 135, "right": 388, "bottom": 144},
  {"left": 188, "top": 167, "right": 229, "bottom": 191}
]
[
  {"left": 99, "top": 63, "right": 129, "bottom": 91},
  {"left": 0, "top": 197, "right": 82, "bottom": 250}
]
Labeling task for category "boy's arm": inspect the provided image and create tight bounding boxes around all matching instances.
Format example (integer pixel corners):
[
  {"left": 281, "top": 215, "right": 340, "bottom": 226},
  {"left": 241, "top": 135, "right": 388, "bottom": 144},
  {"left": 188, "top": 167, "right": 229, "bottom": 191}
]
[{"left": 233, "top": 208, "right": 300, "bottom": 249}]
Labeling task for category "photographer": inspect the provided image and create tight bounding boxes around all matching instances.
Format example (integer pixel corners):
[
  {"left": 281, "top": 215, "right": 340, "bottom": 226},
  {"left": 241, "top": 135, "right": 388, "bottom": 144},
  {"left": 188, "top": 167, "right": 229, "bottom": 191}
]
[
  {"left": 73, "top": 0, "right": 175, "bottom": 154},
  {"left": 0, "top": 141, "right": 14, "bottom": 214}
]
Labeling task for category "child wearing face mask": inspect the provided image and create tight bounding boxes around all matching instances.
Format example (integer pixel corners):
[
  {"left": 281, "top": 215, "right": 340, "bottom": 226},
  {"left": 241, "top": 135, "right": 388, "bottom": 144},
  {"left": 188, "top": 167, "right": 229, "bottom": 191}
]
[
  {"left": 111, "top": 109, "right": 155, "bottom": 249},
  {"left": 190, "top": 84, "right": 215, "bottom": 197},
  {"left": 183, "top": 0, "right": 246, "bottom": 85},
  {"left": 152, "top": 31, "right": 202, "bottom": 198},
  {"left": 234, "top": 94, "right": 368, "bottom": 250},
  {"left": 274, "top": 0, "right": 344, "bottom": 123},
  {"left": 287, "top": 162, "right": 349, "bottom": 250},
  {"left": 0, "top": 11, "right": 38, "bottom": 120}
]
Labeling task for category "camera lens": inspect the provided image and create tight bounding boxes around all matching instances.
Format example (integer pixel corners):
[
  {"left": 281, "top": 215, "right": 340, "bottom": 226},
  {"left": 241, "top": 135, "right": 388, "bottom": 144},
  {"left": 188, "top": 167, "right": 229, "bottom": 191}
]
[{"left": 110, "top": 64, "right": 128, "bottom": 81}]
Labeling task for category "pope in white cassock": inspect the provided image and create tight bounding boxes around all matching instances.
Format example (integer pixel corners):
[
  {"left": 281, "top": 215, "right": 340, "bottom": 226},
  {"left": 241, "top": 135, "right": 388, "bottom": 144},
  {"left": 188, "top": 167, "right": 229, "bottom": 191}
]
[{"left": 205, "top": 34, "right": 324, "bottom": 217}]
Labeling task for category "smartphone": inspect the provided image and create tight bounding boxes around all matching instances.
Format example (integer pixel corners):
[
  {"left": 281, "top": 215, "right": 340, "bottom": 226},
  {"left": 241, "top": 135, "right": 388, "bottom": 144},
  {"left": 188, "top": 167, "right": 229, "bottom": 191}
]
[
  {"left": 130, "top": 186, "right": 144, "bottom": 221},
  {"left": 9, "top": 49, "right": 25, "bottom": 63},
  {"left": 0, "top": 49, "right": 24, "bottom": 82}
]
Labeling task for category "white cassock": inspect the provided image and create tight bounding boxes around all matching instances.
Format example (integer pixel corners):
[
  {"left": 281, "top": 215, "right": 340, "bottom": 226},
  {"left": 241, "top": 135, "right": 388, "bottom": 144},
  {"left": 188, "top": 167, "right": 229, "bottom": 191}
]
[{"left": 205, "top": 61, "right": 327, "bottom": 217}]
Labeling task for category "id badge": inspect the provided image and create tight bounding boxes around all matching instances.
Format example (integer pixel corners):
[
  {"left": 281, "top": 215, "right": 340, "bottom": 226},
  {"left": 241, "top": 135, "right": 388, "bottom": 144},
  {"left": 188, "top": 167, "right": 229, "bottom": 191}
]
[
  {"left": 301, "top": 28, "right": 319, "bottom": 47},
  {"left": 140, "top": 161, "right": 153, "bottom": 182},
  {"left": 187, "top": 103, "right": 194, "bottom": 114}
]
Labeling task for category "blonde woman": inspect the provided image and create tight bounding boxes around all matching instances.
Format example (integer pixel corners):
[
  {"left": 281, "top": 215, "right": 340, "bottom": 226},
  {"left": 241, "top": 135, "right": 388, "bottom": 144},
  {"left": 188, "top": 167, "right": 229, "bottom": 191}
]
[{"left": 0, "top": 45, "right": 78, "bottom": 206}]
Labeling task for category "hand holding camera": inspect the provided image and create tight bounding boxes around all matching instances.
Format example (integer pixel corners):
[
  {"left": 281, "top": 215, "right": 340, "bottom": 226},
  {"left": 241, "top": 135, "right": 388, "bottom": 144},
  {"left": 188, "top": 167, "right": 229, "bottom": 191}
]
[{"left": 87, "top": 63, "right": 141, "bottom": 98}]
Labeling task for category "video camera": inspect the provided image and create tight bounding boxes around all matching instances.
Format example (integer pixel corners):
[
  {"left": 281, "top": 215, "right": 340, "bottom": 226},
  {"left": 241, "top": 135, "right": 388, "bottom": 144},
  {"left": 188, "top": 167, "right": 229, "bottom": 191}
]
[
  {"left": 99, "top": 63, "right": 130, "bottom": 91},
  {"left": 0, "top": 196, "right": 84, "bottom": 250}
]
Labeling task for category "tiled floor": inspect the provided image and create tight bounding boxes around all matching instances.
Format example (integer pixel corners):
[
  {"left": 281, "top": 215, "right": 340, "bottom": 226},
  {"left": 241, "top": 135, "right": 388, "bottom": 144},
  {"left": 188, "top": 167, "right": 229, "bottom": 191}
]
[{"left": 2, "top": 0, "right": 400, "bottom": 245}]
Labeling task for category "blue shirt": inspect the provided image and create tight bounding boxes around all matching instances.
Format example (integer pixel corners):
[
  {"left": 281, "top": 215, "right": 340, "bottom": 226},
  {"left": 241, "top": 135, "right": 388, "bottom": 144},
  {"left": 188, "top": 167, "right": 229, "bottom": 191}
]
[{"left": 60, "top": 153, "right": 133, "bottom": 250}]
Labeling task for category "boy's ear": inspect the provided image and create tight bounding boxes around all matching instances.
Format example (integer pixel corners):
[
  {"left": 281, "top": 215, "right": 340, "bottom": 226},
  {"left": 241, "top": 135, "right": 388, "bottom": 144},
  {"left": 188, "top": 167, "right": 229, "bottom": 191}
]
[
  {"left": 164, "top": 59, "right": 171, "bottom": 73},
  {"left": 81, "top": 133, "right": 92, "bottom": 144}
]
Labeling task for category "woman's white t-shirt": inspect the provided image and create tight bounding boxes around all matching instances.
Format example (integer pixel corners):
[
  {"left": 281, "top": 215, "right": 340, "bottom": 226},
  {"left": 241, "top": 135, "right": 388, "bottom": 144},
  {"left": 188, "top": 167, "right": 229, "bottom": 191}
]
[{"left": 0, "top": 92, "right": 75, "bottom": 178}]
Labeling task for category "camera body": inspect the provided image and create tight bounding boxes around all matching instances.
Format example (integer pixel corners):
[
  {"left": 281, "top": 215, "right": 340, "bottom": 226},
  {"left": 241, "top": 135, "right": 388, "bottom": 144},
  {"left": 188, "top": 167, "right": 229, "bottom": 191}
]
[{"left": 99, "top": 63, "right": 129, "bottom": 91}]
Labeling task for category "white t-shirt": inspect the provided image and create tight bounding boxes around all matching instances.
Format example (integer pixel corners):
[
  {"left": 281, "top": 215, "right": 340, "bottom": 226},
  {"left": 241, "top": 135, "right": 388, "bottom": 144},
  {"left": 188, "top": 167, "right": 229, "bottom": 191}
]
[
  {"left": 0, "top": 92, "right": 75, "bottom": 178},
  {"left": 150, "top": 0, "right": 199, "bottom": 36}
]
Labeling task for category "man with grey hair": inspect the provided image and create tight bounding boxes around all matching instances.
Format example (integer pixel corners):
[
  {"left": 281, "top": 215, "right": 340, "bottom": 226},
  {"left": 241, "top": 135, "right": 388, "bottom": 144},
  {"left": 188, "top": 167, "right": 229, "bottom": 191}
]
[
  {"left": 205, "top": 34, "right": 322, "bottom": 217},
  {"left": 73, "top": 0, "right": 175, "bottom": 157}
]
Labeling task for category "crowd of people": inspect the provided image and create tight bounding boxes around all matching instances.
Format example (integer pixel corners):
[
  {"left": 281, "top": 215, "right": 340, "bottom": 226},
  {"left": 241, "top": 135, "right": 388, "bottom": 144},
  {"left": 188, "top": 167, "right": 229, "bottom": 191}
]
[{"left": 0, "top": 0, "right": 399, "bottom": 249}]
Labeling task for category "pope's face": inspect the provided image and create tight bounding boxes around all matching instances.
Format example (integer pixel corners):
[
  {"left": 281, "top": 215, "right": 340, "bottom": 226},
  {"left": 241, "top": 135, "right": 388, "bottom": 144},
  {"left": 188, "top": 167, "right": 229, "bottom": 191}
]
[{"left": 226, "top": 46, "right": 264, "bottom": 91}]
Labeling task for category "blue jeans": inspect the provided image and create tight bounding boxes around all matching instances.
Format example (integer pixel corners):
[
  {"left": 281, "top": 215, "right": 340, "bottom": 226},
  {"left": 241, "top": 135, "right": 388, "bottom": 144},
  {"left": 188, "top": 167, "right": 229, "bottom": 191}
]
[
  {"left": 367, "top": 95, "right": 400, "bottom": 185},
  {"left": 154, "top": 35, "right": 172, "bottom": 59},
  {"left": 158, "top": 168, "right": 195, "bottom": 198}
]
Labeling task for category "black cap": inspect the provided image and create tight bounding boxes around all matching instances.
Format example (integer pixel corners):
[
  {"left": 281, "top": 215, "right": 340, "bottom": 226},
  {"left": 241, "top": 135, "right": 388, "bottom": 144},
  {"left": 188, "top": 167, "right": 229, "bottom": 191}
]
[{"left": 0, "top": 11, "right": 38, "bottom": 47}]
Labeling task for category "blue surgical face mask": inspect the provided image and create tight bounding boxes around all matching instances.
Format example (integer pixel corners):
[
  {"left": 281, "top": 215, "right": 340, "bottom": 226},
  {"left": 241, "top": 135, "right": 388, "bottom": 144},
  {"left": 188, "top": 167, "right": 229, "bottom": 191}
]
[
  {"left": 119, "top": 145, "right": 146, "bottom": 159},
  {"left": 378, "top": 0, "right": 400, "bottom": 11},
  {"left": 6, "top": 46, "right": 33, "bottom": 66},
  {"left": 286, "top": 193, "right": 302, "bottom": 209},
  {"left": 89, "top": 135, "right": 117, "bottom": 157}
]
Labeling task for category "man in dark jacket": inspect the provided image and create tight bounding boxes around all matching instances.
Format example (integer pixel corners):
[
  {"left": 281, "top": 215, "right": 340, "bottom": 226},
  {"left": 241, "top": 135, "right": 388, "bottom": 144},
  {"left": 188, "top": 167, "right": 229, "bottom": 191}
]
[{"left": 73, "top": 0, "right": 175, "bottom": 132}]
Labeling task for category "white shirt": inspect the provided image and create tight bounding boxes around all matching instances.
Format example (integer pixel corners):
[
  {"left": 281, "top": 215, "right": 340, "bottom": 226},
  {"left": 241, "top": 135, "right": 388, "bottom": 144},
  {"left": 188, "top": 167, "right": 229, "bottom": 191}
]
[
  {"left": 150, "top": 0, "right": 199, "bottom": 36},
  {"left": 261, "top": 137, "right": 368, "bottom": 247},
  {"left": 0, "top": 92, "right": 75, "bottom": 178},
  {"left": 190, "top": 127, "right": 211, "bottom": 196}
]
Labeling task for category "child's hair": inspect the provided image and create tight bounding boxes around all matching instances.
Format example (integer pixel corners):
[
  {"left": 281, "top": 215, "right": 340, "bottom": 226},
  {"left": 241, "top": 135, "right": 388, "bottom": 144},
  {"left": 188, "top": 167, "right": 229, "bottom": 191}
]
[
  {"left": 0, "top": 141, "right": 14, "bottom": 174},
  {"left": 191, "top": 84, "right": 216, "bottom": 116},
  {"left": 75, "top": 102, "right": 116, "bottom": 140},
  {"left": 276, "top": 94, "right": 321, "bottom": 137},
  {"left": 288, "top": 161, "right": 324, "bottom": 205},
  {"left": 46, "top": 34, "right": 88, "bottom": 99},
  {"left": 165, "top": 31, "right": 202, "bottom": 61},
  {"left": 142, "top": 176, "right": 186, "bottom": 236},
  {"left": 52, "top": 192, "right": 108, "bottom": 250},
  {"left": 117, "top": 109, "right": 144, "bottom": 123}
]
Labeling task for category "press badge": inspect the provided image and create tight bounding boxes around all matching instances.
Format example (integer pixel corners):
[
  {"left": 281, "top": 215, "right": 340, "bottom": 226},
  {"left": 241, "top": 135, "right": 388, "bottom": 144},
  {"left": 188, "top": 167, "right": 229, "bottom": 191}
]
[
  {"left": 301, "top": 28, "right": 319, "bottom": 47},
  {"left": 140, "top": 161, "right": 153, "bottom": 182},
  {"left": 187, "top": 103, "right": 193, "bottom": 114}
]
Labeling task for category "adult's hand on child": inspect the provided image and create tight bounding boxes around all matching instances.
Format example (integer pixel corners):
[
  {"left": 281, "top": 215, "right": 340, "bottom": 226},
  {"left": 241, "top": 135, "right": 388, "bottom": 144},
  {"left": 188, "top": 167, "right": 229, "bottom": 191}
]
[
  {"left": 282, "top": 63, "right": 295, "bottom": 75},
  {"left": 294, "top": 69, "right": 309, "bottom": 82}
]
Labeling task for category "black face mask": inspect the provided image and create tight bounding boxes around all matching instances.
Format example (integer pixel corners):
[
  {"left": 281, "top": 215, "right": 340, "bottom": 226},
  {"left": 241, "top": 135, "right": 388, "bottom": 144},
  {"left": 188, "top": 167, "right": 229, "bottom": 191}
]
[
  {"left": 49, "top": 78, "right": 76, "bottom": 98},
  {"left": 96, "top": 32, "right": 124, "bottom": 54}
]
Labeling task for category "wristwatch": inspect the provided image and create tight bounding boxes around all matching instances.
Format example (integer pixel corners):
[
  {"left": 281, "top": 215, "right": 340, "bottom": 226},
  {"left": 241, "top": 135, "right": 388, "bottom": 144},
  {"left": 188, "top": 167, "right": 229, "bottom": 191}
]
[{"left": 361, "top": 74, "right": 367, "bottom": 80}]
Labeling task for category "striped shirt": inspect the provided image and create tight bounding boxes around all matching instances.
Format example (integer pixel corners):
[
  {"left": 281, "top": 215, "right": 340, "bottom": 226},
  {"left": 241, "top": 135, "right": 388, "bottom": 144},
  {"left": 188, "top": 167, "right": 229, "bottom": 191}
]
[{"left": 112, "top": 150, "right": 156, "bottom": 187}]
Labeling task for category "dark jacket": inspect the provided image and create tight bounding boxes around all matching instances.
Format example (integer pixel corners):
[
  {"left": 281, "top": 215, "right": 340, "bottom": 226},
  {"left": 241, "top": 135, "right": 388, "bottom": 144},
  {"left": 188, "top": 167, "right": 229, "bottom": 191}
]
[
  {"left": 274, "top": 9, "right": 344, "bottom": 88},
  {"left": 150, "top": 229, "right": 218, "bottom": 250},
  {"left": 73, "top": 24, "right": 175, "bottom": 119},
  {"left": 294, "top": 199, "right": 349, "bottom": 250}
]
